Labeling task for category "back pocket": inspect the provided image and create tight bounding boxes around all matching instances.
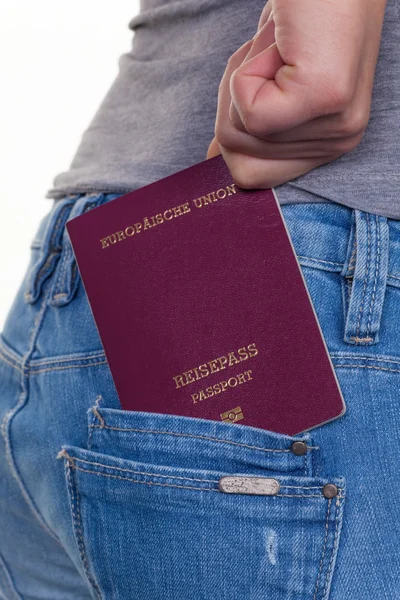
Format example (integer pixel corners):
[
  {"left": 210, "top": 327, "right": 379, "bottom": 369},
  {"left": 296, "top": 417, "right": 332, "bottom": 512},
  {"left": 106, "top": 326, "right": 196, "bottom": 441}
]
[{"left": 58, "top": 406, "right": 346, "bottom": 600}]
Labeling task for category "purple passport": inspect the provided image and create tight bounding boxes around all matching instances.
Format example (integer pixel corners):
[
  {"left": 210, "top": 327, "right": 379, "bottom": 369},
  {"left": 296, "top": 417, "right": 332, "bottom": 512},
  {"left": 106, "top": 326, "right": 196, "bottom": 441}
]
[{"left": 66, "top": 155, "right": 346, "bottom": 435}]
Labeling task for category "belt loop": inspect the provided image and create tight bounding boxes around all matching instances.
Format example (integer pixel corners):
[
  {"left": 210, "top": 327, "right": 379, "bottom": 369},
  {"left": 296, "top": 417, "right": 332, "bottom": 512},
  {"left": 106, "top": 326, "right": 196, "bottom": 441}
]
[
  {"left": 341, "top": 210, "right": 389, "bottom": 345},
  {"left": 49, "top": 193, "right": 105, "bottom": 307},
  {"left": 24, "top": 196, "right": 77, "bottom": 304}
]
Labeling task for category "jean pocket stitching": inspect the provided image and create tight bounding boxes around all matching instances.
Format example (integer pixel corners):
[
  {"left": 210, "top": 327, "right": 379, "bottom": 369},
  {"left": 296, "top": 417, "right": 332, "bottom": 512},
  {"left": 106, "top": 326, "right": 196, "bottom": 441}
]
[
  {"left": 313, "top": 494, "right": 344, "bottom": 600},
  {"left": 89, "top": 422, "right": 319, "bottom": 455},
  {"left": 59, "top": 449, "right": 345, "bottom": 498},
  {"left": 64, "top": 461, "right": 344, "bottom": 498},
  {"left": 64, "top": 458, "right": 103, "bottom": 600},
  {"left": 87, "top": 396, "right": 103, "bottom": 450},
  {"left": 63, "top": 452, "right": 220, "bottom": 484}
]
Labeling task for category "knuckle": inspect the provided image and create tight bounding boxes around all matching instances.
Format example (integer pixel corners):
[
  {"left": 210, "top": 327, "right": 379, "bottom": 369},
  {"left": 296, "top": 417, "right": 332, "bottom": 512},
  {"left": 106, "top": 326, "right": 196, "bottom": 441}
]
[
  {"left": 214, "top": 123, "right": 234, "bottom": 149},
  {"left": 229, "top": 164, "right": 258, "bottom": 189},
  {"left": 229, "top": 71, "right": 262, "bottom": 137},
  {"left": 325, "top": 81, "right": 353, "bottom": 112},
  {"left": 336, "top": 131, "right": 365, "bottom": 153},
  {"left": 309, "top": 75, "right": 353, "bottom": 115},
  {"left": 242, "top": 113, "right": 263, "bottom": 137},
  {"left": 338, "top": 107, "right": 370, "bottom": 137}
]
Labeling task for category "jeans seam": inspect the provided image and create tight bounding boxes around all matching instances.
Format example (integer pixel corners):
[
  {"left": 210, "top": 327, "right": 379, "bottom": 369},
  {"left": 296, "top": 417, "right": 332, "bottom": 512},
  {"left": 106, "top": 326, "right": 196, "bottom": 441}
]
[
  {"left": 29, "top": 351, "right": 106, "bottom": 366},
  {"left": 313, "top": 497, "right": 332, "bottom": 600},
  {"left": 64, "top": 460, "right": 103, "bottom": 599},
  {"left": 29, "top": 361, "right": 109, "bottom": 375},
  {"left": 331, "top": 353, "right": 400, "bottom": 364},
  {"left": 0, "top": 287, "right": 62, "bottom": 546},
  {"left": 354, "top": 213, "right": 371, "bottom": 340},
  {"left": 61, "top": 460, "right": 343, "bottom": 498},
  {"left": 297, "top": 256, "right": 344, "bottom": 267},
  {"left": 0, "top": 550, "right": 23, "bottom": 600},
  {"left": 321, "top": 495, "right": 342, "bottom": 600},
  {"left": 59, "top": 451, "right": 325, "bottom": 487},
  {"left": 0, "top": 353, "right": 24, "bottom": 374},
  {"left": 366, "top": 215, "right": 380, "bottom": 337},
  {"left": 88, "top": 423, "right": 318, "bottom": 455},
  {"left": 334, "top": 364, "right": 400, "bottom": 373},
  {"left": 87, "top": 396, "right": 102, "bottom": 451}
]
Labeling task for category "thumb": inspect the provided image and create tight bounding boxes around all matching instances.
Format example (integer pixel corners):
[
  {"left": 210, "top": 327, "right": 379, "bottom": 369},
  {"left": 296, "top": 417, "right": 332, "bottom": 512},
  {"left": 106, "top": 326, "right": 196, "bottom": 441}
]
[{"left": 206, "top": 136, "right": 221, "bottom": 159}]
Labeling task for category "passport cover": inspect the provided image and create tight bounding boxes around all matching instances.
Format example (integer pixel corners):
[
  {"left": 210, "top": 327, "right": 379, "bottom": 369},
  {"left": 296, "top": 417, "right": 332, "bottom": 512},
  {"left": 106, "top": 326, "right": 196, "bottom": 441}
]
[{"left": 66, "top": 154, "right": 346, "bottom": 435}]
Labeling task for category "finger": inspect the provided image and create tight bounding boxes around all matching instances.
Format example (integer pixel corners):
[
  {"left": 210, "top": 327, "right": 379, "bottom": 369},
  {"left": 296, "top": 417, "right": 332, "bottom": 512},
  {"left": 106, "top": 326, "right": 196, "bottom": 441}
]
[
  {"left": 218, "top": 144, "right": 335, "bottom": 189},
  {"left": 216, "top": 36, "right": 353, "bottom": 158},
  {"left": 206, "top": 136, "right": 221, "bottom": 159},
  {"left": 216, "top": 129, "right": 356, "bottom": 159},
  {"left": 230, "top": 45, "right": 307, "bottom": 136},
  {"left": 229, "top": 16, "right": 278, "bottom": 132},
  {"left": 246, "top": 10, "right": 276, "bottom": 63},
  {"left": 214, "top": 39, "right": 254, "bottom": 137},
  {"left": 231, "top": 96, "right": 358, "bottom": 146},
  {"left": 257, "top": 2, "right": 273, "bottom": 30},
  {"left": 215, "top": 33, "right": 357, "bottom": 159}
]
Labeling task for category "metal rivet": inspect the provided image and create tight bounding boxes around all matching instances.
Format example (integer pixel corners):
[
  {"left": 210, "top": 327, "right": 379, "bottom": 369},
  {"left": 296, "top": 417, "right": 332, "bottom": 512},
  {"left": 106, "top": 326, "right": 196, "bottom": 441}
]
[
  {"left": 290, "top": 441, "right": 308, "bottom": 456},
  {"left": 322, "top": 483, "right": 338, "bottom": 499}
]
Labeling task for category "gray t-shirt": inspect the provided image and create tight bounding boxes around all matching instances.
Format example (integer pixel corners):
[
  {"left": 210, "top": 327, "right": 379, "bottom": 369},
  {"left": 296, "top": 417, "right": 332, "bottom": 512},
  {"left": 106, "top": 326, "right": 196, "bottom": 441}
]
[{"left": 47, "top": 0, "right": 400, "bottom": 219}]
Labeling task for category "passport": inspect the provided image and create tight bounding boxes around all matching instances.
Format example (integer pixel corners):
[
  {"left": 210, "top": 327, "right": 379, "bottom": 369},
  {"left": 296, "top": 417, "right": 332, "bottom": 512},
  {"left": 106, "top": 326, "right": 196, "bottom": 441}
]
[{"left": 66, "top": 155, "right": 346, "bottom": 435}]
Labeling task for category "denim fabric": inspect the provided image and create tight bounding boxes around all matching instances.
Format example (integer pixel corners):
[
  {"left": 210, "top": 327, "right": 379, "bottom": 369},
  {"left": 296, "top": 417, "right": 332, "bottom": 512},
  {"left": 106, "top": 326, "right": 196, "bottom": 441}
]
[{"left": 1, "top": 194, "right": 400, "bottom": 599}]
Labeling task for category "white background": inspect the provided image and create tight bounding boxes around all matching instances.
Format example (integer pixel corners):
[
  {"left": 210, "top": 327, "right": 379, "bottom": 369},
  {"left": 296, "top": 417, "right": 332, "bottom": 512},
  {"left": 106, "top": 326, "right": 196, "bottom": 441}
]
[{"left": 0, "top": 1, "right": 140, "bottom": 329}]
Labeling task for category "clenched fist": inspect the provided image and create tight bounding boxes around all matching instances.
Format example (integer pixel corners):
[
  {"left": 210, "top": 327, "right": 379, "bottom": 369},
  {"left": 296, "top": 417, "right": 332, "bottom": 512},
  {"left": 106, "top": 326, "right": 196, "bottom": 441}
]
[{"left": 207, "top": 0, "right": 387, "bottom": 189}]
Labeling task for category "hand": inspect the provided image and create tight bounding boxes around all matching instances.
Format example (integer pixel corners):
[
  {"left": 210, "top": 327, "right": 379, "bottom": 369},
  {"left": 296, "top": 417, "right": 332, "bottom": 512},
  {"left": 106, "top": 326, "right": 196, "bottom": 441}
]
[{"left": 206, "top": 0, "right": 387, "bottom": 189}]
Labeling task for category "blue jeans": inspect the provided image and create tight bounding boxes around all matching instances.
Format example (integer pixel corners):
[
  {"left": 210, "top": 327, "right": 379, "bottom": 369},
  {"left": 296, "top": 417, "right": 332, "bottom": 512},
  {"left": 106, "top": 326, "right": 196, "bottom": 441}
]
[{"left": 1, "top": 194, "right": 399, "bottom": 600}]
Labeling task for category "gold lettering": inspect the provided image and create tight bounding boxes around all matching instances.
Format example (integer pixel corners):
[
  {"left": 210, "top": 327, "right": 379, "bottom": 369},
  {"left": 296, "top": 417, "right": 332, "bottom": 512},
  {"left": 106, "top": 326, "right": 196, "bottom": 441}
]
[
  {"left": 192, "top": 197, "right": 202, "bottom": 209},
  {"left": 247, "top": 343, "right": 258, "bottom": 358},
  {"left": 100, "top": 184, "right": 239, "bottom": 248},
  {"left": 213, "top": 382, "right": 222, "bottom": 395},
  {"left": 172, "top": 343, "right": 258, "bottom": 394},
  {"left": 173, "top": 374, "right": 186, "bottom": 389},
  {"left": 99, "top": 184, "right": 241, "bottom": 248},
  {"left": 208, "top": 359, "right": 220, "bottom": 375},
  {"left": 199, "top": 363, "right": 209, "bottom": 378},
  {"left": 236, "top": 372, "right": 246, "bottom": 384},
  {"left": 237, "top": 346, "right": 249, "bottom": 361},
  {"left": 216, "top": 355, "right": 228, "bottom": 370},
  {"left": 191, "top": 366, "right": 254, "bottom": 407},
  {"left": 220, "top": 381, "right": 229, "bottom": 392},
  {"left": 172, "top": 205, "right": 184, "bottom": 217},
  {"left": 183, "top": 370, "right": 196, "bottom": 385},
  {"left": 202, "top": 194, "right": 215, "bottom": 206},
  {"left": 192, "top": 366, "right": 202, "bottom": 382},
  {"left": 227, "top": 352, "right": 240, "bottom": 367}
]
